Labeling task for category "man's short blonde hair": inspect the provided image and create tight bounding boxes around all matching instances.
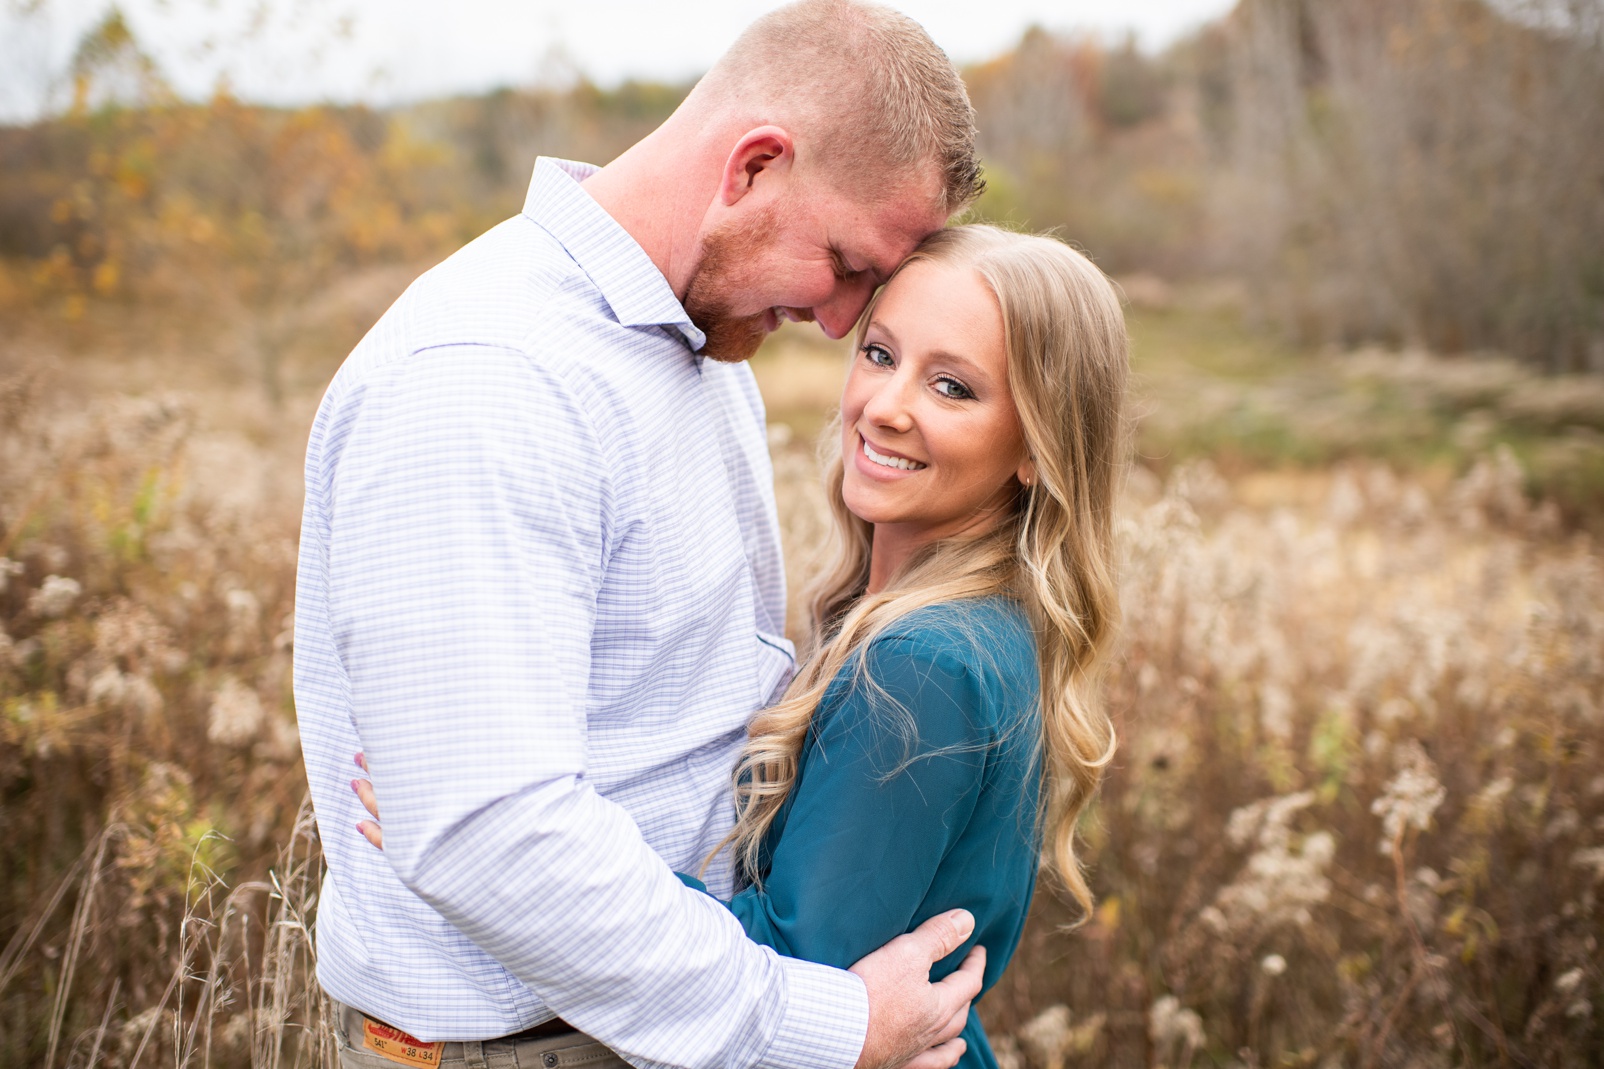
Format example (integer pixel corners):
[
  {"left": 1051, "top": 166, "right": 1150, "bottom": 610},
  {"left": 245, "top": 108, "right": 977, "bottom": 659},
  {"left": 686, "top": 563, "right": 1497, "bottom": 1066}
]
[{"left": 697, "top": 0, "right": 983, "bottom": 214}]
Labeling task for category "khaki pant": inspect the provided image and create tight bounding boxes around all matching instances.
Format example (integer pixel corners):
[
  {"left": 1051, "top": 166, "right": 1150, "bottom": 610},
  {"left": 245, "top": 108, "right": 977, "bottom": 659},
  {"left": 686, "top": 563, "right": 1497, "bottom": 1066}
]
[{"left": 331, "top": 1000, "right": 631, "bottom": 1069}]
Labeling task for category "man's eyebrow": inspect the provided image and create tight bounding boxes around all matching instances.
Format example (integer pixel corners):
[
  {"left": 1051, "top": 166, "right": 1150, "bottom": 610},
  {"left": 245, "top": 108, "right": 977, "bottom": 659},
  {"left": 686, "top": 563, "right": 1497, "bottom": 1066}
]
[
  {"left": 864, "top": 253, "right": 895, "bottom": 287},
  {"left": 838, "top": 243, "right": 893, "bottom": 287}
]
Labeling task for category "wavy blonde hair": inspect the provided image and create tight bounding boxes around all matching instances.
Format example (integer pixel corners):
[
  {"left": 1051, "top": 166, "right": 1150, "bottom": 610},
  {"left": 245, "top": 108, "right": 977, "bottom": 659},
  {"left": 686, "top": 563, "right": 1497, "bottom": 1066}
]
[{"left": 715, "top": 224, "right": 1128, "bottom": 919}]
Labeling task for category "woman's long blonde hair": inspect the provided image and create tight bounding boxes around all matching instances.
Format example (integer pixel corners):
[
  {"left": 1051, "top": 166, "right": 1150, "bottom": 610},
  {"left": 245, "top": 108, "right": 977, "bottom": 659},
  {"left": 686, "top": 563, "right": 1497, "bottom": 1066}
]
[{"left": 717, "top": 224, "right": 1129, "bottom": 919}]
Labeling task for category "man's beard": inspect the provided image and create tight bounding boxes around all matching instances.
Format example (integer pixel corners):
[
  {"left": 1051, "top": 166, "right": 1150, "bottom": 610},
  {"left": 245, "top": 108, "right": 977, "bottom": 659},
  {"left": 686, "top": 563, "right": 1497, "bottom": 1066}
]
[{"left": 682, "top": 203, "right": 781, "bottom": 363}]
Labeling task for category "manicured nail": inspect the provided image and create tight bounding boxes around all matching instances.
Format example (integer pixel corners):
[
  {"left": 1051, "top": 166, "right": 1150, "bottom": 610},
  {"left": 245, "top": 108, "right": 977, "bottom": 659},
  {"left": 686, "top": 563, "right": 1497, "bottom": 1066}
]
[
  {"left": 354, "top": 754, "right": 363, "bottom": 768},
  {"left": 351, "top": 778, "right": 362, "bottom": 792}
]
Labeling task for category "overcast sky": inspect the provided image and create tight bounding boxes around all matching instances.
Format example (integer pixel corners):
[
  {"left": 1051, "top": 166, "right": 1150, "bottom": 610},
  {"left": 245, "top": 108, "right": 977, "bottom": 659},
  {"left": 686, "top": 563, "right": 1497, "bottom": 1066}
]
[{"left": 1, "top": 0, "right": 1238, "bottom": 122}]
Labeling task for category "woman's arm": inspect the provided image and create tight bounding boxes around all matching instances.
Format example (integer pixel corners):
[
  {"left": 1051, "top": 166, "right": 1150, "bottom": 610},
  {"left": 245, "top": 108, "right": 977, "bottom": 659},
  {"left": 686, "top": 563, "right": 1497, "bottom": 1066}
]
[{"left": 713, "top": 633, "right": 994, "bottom": 977}]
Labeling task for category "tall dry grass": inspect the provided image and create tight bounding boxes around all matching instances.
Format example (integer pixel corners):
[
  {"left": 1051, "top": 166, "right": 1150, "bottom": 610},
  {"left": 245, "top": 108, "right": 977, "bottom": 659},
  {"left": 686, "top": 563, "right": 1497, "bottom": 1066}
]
[
  {"left": 0, "top": 364, "right": 325, "bottom": 1065},
  {"left": 7, "top": 329, "right": 1599, "bottom": 1064},
  {"left": 984, "top": 453, "right": 1602, "bottom": 1066}
]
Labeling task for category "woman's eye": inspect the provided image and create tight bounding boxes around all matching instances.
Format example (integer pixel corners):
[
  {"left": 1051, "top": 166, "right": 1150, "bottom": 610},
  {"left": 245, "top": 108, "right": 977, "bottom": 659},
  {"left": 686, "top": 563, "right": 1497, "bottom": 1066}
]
[
  {"left": 933, "top": 377, "right": 974, "bottom": 400},
  {"left": 861, "top": 344, "right": 894, "bottom": 368}
]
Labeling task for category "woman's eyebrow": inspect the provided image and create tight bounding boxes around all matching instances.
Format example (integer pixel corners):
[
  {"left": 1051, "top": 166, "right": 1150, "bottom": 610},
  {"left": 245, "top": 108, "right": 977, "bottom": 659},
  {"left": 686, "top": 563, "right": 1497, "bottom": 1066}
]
[
  {"left": 928, "top": 349, "right": 990, "bottom": 381},
  {"left": 867, "top": 324, "right": 993, "bottom": 383}
]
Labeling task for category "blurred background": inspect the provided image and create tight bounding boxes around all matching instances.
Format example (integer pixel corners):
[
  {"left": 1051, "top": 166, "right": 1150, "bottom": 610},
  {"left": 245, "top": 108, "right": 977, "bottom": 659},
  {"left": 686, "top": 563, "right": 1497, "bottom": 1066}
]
[{"left": 1, "top": 1, "right": 1602, "bottom": 1066}]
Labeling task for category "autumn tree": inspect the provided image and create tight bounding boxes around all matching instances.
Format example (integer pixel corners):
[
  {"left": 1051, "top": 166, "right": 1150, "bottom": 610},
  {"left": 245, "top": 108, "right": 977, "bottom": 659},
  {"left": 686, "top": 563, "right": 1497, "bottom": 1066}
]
[{"left": 1219, "top": 0, "right": 1604, "bottom": 369}]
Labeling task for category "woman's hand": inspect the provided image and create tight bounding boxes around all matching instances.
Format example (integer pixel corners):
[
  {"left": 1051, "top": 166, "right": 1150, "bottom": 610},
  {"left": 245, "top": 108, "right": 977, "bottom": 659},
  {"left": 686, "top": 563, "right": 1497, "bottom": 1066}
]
[{"left": 352, "top": 752, "right": 384, "bottom": 850}]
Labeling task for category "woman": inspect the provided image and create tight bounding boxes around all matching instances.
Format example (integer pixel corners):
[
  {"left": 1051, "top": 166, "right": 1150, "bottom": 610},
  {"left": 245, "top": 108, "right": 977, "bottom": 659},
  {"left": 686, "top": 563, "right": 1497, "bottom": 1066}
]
[{"left": 355, "top": 224, "right": 1128, "bottom": 1069}]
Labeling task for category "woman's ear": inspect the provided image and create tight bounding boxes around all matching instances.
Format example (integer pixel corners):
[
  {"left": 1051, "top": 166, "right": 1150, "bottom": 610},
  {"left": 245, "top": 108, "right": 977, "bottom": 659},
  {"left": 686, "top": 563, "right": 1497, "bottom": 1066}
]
[{"left": 1017, "top": 456, "right": 1038, "bottom": 489}]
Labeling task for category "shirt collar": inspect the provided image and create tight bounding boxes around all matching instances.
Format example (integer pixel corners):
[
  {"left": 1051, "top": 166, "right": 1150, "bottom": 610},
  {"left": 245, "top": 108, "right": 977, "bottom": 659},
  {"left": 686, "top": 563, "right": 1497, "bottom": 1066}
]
[{"left": 522, "top": 157, "right": 706, "bottom": 352}]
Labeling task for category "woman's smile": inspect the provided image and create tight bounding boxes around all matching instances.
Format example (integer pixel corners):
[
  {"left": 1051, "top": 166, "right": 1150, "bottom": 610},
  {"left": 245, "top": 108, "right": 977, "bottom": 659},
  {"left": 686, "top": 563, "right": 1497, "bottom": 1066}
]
[{"left": 857, "top": 432, "right": 927, "bottom": 473}]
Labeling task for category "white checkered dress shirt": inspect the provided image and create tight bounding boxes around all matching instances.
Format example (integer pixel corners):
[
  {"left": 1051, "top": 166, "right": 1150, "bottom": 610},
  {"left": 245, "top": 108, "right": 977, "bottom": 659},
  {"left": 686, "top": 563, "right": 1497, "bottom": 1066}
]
[{"left": 294, "top": 157, "right": 869, "bottom": 1068}]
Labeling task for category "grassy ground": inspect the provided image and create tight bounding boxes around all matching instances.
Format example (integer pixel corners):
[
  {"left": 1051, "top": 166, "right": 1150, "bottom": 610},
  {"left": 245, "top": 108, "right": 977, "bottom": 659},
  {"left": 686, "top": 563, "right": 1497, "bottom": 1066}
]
[
  {"left": 1125, "top": 298, "right": 1604, "bottom": 524},
  {"left": 2, "top": 281, "right": 1601, "bottom": 1066}
]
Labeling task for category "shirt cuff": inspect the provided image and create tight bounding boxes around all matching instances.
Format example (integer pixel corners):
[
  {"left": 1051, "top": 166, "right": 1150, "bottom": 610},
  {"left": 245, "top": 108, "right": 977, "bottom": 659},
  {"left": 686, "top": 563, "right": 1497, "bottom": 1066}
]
[{"left": 761, "top": 957, "right": 869, "bottom": 1069}]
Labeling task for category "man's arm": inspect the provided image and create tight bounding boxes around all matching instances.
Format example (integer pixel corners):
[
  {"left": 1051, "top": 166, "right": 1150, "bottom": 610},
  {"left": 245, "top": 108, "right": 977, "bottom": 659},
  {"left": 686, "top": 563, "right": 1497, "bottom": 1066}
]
[{"left": 324, "top": 346, "right": 975, "bottom": 1069}]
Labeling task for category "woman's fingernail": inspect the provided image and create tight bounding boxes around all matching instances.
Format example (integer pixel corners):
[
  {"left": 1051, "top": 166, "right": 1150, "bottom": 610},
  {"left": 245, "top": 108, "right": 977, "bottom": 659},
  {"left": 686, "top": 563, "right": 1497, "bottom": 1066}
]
[{"left": 351, "top": 778, "right": 361, "bottom": 792}]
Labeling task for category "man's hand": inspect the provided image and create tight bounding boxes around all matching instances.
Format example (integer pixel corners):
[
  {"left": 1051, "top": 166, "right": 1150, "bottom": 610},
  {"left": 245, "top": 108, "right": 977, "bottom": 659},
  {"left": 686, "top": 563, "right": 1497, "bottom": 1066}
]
[{"left": 851, "top": 910, "right": 986, "bottom": 1069}]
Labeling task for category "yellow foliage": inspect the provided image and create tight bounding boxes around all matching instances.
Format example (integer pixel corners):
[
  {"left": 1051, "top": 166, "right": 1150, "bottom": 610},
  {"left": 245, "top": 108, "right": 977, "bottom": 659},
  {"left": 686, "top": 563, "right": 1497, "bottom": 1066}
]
[
  {"left": 1132, "top": 167, "right": 1197, "bottom": 207},
  {"left": 1094, "top": 895, "right": 1121, "bottom": 932},
  {"left": 90, "top": 259, "right": 119, "bottom": 296}
]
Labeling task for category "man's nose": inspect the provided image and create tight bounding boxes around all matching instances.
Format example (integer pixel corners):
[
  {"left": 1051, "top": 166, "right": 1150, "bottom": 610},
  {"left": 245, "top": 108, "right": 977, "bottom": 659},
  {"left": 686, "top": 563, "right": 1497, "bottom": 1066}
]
[{"left": 813, "top": 276, "right": 877, "bottom": 340}]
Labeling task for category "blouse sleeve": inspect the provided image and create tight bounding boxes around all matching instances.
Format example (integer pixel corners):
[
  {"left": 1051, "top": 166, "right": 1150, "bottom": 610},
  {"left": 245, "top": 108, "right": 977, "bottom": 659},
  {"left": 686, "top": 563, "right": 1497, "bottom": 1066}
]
[{"left": 719, "top": 633, "right": 993, "bottom": 975}]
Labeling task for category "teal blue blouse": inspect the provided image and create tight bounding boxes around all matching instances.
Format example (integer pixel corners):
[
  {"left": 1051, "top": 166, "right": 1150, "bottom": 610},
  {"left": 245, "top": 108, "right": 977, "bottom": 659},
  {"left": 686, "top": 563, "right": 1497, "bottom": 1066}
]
[{"left": 681, "top": 597, "right": 1043, "bottom": 1069}]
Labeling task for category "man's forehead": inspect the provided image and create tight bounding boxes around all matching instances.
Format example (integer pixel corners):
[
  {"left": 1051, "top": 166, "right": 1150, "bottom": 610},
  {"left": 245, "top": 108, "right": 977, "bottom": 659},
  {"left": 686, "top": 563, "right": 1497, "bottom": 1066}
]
[{"left": 843, "top": 189, "right": 948, "bottom": 279}]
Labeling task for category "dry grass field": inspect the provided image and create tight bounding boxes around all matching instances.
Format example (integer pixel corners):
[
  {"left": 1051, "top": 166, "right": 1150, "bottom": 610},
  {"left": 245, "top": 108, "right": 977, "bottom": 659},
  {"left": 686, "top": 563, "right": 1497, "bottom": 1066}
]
[
  {"left": 4, "top": 0, "right": 1601, "bottom": 1059},
  {"left": 2, "top": 273, "right": 1601, "bottom": 1067}
]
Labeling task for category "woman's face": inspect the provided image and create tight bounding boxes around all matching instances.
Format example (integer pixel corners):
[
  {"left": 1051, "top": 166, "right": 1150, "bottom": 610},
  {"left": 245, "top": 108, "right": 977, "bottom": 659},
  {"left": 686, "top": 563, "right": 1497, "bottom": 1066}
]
[{"left": 839, "top": 259, "right": 1032, "bottom": 546}]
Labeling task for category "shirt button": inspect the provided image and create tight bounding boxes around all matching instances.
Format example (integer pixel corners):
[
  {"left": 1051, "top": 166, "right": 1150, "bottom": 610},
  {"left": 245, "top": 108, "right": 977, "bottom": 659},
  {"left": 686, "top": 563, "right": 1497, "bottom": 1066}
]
[{"left": 543, "top": 1054, "right": 559, "bottom": 1068}]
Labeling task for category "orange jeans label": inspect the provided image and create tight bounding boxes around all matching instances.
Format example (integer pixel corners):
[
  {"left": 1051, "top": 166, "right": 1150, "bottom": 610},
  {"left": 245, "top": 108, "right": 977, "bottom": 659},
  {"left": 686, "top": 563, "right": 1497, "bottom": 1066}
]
[{"left": 361, "top": 1018, "right": 444, "bottom": 1069}]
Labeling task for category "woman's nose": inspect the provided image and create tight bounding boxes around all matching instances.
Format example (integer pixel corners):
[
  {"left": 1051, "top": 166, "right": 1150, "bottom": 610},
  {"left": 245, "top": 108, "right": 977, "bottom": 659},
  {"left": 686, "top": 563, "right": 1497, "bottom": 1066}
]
[{"left": 862, "top": 372, "right": 915, "bottom": 431}]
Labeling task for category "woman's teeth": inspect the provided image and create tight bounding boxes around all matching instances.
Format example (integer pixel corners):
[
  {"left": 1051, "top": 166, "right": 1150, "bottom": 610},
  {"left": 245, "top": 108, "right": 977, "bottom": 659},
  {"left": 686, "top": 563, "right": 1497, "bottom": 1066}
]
[{"left": 863, "top": 438, "right": 926, "bottom": 471}]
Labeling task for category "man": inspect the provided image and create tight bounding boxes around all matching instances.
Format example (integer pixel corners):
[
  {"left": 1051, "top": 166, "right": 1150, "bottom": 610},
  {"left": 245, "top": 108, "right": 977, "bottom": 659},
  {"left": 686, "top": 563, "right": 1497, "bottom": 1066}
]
[{"left": 293, "top": 4, "right": 988, "bottom": 1068}]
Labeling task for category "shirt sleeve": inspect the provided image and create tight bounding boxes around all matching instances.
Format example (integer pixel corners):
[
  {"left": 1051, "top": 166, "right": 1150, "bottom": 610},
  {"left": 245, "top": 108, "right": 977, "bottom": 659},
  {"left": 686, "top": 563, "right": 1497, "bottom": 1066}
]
[
  {"left": 719, "top": 633, "right": 993, "bottom": 977},
  {"left": 324, "top": 345, "right": 867, "bottom": 1069}
]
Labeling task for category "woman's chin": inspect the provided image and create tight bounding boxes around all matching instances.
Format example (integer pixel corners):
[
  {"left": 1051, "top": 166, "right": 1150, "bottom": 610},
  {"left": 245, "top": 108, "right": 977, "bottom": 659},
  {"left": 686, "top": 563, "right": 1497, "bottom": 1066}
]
[{"left": 840, "top": 483, "right": 900, "bottom": 528}]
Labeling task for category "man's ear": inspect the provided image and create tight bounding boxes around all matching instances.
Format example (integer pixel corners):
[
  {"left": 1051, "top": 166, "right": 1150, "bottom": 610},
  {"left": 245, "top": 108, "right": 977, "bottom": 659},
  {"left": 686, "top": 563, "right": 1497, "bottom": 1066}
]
[{"left": 719, "top": 126, "right": 795, "bottom": 207}]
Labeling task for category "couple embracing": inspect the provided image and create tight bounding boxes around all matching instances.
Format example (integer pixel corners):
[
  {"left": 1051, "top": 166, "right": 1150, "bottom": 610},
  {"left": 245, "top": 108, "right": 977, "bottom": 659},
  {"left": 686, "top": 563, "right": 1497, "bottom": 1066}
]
[{"left": 293, "top": 3, "right": 1128, "bottom": 1069}]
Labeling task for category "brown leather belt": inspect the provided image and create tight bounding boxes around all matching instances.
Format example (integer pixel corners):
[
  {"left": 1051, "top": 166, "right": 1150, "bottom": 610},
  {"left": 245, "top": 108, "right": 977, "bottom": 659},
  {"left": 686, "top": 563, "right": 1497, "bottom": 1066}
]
[
  {"left": 503, "top": 1016, "right": 579, "bottom": 1041},
  {"left": 347, "top": 1001, "right": 577, "bottom": 1045}
]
